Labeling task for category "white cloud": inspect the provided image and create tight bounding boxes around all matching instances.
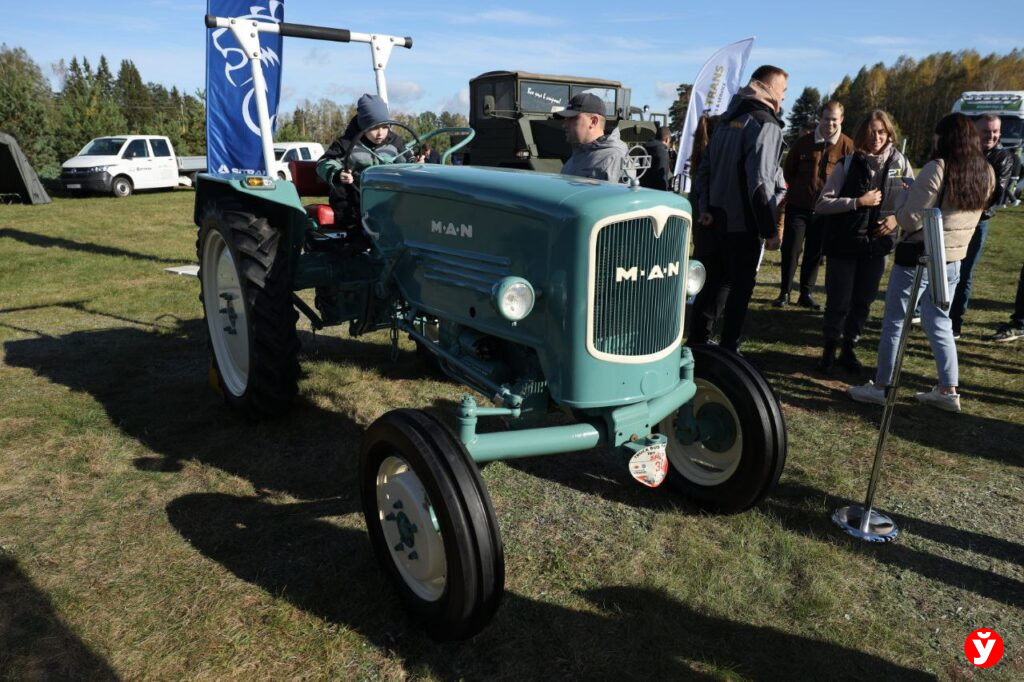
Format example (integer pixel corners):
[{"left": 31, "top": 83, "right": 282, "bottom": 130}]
[
  {"left": 437, "top": 88, "right": 470, "bottom": 115},
  {"left": 451, "top": 10, "right": 558, "bottom": 26},
  {"left": 303, "top": 47, "right": 332, "bottom": 67},
  {"left": 655, "top": 81, "right": 679, "bottom": 99},
  {"left": 853, "top": 36, "right": 921, "bottom": 47},
  {"left": 388, "top": 80, "right": 425, "bottom": 104}
]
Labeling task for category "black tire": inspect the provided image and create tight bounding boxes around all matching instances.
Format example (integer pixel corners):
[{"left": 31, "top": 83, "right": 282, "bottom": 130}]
[
  {"left": 197, "top": 200, "right": 300, "bottom": 419},
  {"left": 660, "top": 345, "right": 787, "bottom": 513},
  {"left": 111, "top": 175, "right": 133, "bottom": 198},
  {"left": 360, "top": 409, "right": 504, "bottom": 640}
]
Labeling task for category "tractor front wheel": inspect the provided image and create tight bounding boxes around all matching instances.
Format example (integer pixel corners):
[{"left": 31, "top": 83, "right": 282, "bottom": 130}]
[
  {"left": 360, "top": 409, "right": 504, "bottom": 640},
  {"left": 659, "top": 345, "right": 786, "bottom": 513},
  {"left": 197, "top": 201, "right": 299, "bottom": 418}
]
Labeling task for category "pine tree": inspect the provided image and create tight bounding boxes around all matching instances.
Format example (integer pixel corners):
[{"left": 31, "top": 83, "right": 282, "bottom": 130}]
[
  {"left": 114, "top": 59, "right": 150, "bottom": 132},
  {"left": 786, "top": 87, "right": 821, "bottom": 143},
  {"left": 53, "top": 54, "right": 126, "bottom": 161},
  {"left": 0, "top": 44, "right": 57, "bottom": 174},
  {"left": 668, "top": 83, "right": 692, "bottom": 134}
]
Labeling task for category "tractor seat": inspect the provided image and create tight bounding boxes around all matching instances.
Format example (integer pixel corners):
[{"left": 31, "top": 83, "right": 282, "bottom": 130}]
[{"left": 289, "top": 159, "right": 336, "bottom": 228}]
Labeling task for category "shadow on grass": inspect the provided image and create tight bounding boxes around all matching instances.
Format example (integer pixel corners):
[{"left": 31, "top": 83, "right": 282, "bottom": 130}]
[
  {"left": 166, "top": 492, "right": 934, "bottom": 681},
  {"left": 764, "top": 484, "right": 1024, "bottom": 610},
  {"left": 3, "top": 320, "right": 368, "bottom": 499},
  {"left": 3, "top": 314, "right": 458, "bottom": 500},
  {"left": 748, "top": 348, "right": 1024, "bottom": 468},
  {"left": 0, "top": 227, "right": 182, "bottom": 264},
  {"left": 0, "top": 554, "right": 119, "bottom": 681}
]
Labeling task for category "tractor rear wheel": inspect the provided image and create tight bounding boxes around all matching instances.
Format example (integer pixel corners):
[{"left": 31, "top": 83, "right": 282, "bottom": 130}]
[
  {"left": 659, "top": 345, "right": 786, "bottom": 513},
  {"left": 197, "top": 200, "right": 299, "bottom": 418},
  {"left": 360, "top": 409, "right": 504, "bottom": 640}
]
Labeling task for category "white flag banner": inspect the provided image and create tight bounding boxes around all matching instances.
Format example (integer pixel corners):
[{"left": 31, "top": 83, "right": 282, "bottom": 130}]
[{"left": 674, "top": 37, "right": 755, "bottom": 190}]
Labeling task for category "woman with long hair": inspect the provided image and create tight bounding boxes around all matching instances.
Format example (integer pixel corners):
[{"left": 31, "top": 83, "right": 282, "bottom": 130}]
[
  {"left": 814, "top": 110, "right": 913, "bottom": 372},
  {"left": 848, "top": 113, "right": 995, "bottom": 412}
]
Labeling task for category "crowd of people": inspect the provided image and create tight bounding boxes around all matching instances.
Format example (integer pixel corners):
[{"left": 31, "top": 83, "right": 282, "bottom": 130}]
[
  {"left": 681, "top": 65, "right": 1017, "bottom": 413},
  {"left": 316, "top": 86, "right": 1019, "bottom": 415}
]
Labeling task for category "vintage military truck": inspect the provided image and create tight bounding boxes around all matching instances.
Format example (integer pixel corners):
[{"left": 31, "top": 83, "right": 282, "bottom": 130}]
[
  {"left": 196, "top": 15, "right": 786, "bottom": 641},
  {"left": 461, "top": 70, "right": 660, "bottom": 173}
]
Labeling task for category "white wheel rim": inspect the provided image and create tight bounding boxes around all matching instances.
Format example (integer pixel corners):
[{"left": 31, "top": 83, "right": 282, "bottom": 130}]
[
  {"left": 376, "top": 455, "right": 446, "bottom": 602},
  {"left": 201, "top": 230, "right": 250, "bottom": 397},
  {"left": 661, "top": 378, "right": 743, "bottom": 486}
]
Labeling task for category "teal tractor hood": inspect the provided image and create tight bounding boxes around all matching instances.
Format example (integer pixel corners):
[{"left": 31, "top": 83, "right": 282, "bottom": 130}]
[{"left": 362, "top": 164, "right": 694, "bottom": 409}]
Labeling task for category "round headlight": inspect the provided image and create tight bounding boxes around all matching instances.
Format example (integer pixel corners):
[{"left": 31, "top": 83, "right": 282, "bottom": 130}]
[
  {"left": 492, "top": 277, "right": 535, "bottom": 322},
  {"left": 686, "top": 260, "right": 706, "bottom": 298}
]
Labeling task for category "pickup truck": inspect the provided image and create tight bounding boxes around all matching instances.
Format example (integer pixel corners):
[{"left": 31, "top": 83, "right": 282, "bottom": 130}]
[
  {"left": 60, "top": 135, "right": 207, "bottom": 197},
  {"left": 272, "top": 141, "right": 326, "bottom": 180}
]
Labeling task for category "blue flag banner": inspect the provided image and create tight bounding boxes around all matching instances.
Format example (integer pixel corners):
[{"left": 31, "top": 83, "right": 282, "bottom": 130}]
[{"left": 206, "top": 0, "right": 284, "bottom": 175}]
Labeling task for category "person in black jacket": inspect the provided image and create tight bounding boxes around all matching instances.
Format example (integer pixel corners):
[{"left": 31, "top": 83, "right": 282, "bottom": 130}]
[
  {"left": 315, "top": 93, "right": 413, "bottom": 228},
  {"left": 640, "top": 126, "right": 672, "bottom": 191},
  {"left": 688, "top": 65, "right": 788, "bottom": 353},
  {"left": 949, "top": 114, "right": 1016, "bottom": 338},
  {"left": 813, "top": 110, "right": 913, "bottom": 372}
]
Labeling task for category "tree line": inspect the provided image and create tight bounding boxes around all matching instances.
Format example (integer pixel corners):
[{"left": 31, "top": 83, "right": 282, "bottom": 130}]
[
  {"left": 0, "top": 45, "right": 468, "bottom": 178},
  {"left": 4, "top": 44, "right": 1021, "bottom": 177},
  {"left": 787, "top": 49, "right": 1024, "bottom": 165},
  {"left": 0, "top": 45, "right": 205, "bottom": 177}
]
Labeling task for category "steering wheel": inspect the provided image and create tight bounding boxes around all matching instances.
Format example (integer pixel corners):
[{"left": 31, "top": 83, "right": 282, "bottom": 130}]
[{"left": 346, "top": 121, "right": 476, "bottom": 169}]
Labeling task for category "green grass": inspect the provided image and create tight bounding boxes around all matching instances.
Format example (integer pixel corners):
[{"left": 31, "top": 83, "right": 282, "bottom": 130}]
[{"left": 1, "top": 189, "right": 1021, "bottom": 680}]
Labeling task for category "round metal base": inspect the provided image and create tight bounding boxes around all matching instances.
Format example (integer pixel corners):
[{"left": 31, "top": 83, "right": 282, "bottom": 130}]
[{"left": 832, "top": 505, "right": 899, "bottom": 543}]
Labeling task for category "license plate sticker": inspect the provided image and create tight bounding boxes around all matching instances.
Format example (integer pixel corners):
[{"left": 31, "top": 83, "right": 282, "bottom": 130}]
[{"left": 629, "top": 443, "right": 668, "bottom": 488}]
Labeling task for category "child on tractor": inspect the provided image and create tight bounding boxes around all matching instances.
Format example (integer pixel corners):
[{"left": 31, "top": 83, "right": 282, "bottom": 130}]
[{"left": 315, "top": 93, "right": 420, "bottom": 229}]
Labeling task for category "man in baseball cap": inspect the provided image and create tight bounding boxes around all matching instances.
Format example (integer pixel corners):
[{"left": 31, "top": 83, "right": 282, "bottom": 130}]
[{"left": 555, "top": 92, "right": 630, "bottom": 182}]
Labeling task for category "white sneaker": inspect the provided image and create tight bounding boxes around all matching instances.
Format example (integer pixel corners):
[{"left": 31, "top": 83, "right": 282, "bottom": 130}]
[
  {"left": 848, "top": 381, "right": 886, "bottom": 406},
  {"left": 914, "top": 386, "right": 961, "bottom": 413}
]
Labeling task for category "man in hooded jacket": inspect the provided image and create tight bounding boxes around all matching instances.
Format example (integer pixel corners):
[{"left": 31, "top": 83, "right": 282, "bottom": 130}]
[
  {"left": 555, "top": 93, "right": 632, "bottom": 182},
  {"left": 688, "top": 65, "right": 789, "bottom": 352}
]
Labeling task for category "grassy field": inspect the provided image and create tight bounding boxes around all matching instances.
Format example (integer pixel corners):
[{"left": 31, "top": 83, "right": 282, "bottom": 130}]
[{"left": 0, "top": 189, "right": 1021, "bottom": 681}]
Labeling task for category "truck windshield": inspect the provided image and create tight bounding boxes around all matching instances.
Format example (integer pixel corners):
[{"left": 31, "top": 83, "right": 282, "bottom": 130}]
[
  {"left": 519, "top": 81, "right": 569, "bottom": 113},
  {"left": 80, "top": 138, "right": 127, "bottom": 156}
]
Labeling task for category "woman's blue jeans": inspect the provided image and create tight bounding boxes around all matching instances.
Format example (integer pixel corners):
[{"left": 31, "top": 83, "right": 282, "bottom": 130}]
[{"left": 874, "top": 261, "right": 961, "bottom": 388}]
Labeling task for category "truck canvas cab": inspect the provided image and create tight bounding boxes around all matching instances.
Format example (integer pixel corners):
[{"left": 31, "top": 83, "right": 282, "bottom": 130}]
[
  {"left": 463, "top": 71, "right": 659, "bottom": 173},
  {"left": 60, "top": 135, "right": 207, "bottom": 197}
]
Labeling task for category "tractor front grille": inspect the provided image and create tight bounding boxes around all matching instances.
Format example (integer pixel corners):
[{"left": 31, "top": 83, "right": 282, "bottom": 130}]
[{"left": 590, "top": 214, "right": 687, "bottom": 359}]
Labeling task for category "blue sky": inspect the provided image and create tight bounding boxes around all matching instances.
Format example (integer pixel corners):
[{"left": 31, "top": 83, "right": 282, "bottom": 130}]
[{"left": 5, "top": 0, "right": 1020, "bottom": 118}]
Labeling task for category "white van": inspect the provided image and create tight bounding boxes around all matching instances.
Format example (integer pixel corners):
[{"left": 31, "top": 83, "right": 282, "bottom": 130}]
[
  {"left": 60, "top": 135, "right": 207, "bottom": 197},
  {"left": 272, "top": 142, "right": 326, "bottom": 180}
]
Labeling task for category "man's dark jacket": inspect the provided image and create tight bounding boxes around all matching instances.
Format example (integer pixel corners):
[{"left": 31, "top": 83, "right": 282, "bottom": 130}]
[
  {"left": 983, "top": 146, "right": 1016, "bottom": 220},
  {"left": 640, "top": 139, "right": 671, "bottom": 190}
]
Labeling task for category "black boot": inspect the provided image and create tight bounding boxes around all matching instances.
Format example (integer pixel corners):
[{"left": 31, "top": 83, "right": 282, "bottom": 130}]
[
  {"left": 818, "top": 339, "right": 838, "bottom": 372},
  {"left": 772, "top": 293, "right": 790, "bottom": 308},
  {"left": 838, "top": 338, "right": 863, "bottom": 374}
]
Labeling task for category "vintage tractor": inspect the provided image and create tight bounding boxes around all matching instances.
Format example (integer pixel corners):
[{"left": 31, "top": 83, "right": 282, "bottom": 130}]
[{"left": 196, "top": 14, "right": 787, "bottom": 640}]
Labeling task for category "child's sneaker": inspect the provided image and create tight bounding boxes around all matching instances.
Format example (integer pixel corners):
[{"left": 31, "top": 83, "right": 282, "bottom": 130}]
[
  {"left": 847, "top": 381, "right": 886, "bottom": 406},
  {"left": 914, "top": 386, "right": 961, "bottom": 413}
]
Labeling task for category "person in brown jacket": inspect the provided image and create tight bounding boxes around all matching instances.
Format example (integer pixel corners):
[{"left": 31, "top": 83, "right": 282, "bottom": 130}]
[{"left": 774, "top": 101, "right": 854, "bottom": 309}]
